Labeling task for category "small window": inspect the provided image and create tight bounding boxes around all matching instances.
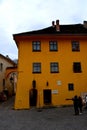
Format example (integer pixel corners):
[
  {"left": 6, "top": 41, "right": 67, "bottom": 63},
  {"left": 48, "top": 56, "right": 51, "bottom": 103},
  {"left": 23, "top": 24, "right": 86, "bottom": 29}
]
[
  {"left": 68, "top": 83, "right": 74, "bottom": 91},
  {"left": 33, "top": 63, "right": 41, "bottom": 73},
  {"left": 3, "top": 79, "right": 5, "bottom": 87},
  {"left": 72, "top": 41, "right": 80, "bottom": 51},
  {"left": 50, "top": 62, "right": 59, "bottom": 73},
  {"left": 0, "top": 63, "right": 3, "bottom": 71},
  {"left": 32, "top": 80, "right": 36, "bottom": 88},
  {"left": 49, "top": 41, "right": 58, "bottom": 51},
  {"left": 73, "top": 62, "right": 82, "bottom": 73},
  {"left": 32, "top": 41, "right": 41, "bottom": 51}
]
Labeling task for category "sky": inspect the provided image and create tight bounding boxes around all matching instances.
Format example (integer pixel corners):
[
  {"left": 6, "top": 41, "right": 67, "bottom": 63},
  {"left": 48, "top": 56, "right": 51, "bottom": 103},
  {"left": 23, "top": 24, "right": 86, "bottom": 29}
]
[{"left": 0, "top": 0, "right": 87, "bottom": 59}]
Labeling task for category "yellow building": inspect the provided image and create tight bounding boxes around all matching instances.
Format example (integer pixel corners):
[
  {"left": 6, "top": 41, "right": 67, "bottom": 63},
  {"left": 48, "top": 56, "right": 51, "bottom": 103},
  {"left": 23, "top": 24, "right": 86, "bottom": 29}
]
[{"left": 13, "top": 20, "right": 87, "bottom": 109}]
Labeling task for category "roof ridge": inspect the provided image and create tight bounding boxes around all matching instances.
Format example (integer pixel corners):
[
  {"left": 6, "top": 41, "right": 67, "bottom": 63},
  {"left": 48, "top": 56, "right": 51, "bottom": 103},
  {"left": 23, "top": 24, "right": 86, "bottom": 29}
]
[{"left": 13, "top": 23, "right": 87, "bottom": 37}]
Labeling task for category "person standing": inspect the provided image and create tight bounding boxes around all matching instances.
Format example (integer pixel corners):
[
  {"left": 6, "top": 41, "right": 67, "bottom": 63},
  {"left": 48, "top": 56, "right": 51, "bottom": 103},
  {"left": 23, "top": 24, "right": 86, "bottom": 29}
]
[
  {"left": 85, "top": 95, "right": 87, "bottom": 109},
  {"left": 78, "top": 96, "right": 83, "bottom": 114},
  {"left": 72, "top": 95, "right": 79, "bottom": 115},
  {"left": 66, "top": 95, "right": 79, "bottom": 115}
]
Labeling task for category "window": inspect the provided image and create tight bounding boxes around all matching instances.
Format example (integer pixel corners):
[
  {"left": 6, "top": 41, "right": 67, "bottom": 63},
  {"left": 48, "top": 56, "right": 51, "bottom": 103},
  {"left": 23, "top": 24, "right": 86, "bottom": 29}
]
[
  {"left": 32, "top": 80, "right": 36, "bottom": 88},
  {"left": 33, "top": 63, "right": 41, "bottom": 73},
  {"left": 32, "top": 41, "right": 41, "bottom": 51},
  {"left": 68, "top": 83, "right": 74, "bottom": 91},
  {"left": 3, "top": 79, "right": 5, "bottom": 87},
  {"left": 50, "top": 62, "right": 59, "bottom": 73},
  {"left": 73, "top": 62, "right": 82, "bottom": 73},
  {"left": 0, "top": 63, "right": 3, "bottom": 71},
  {"left": 72, "top": 41, "right": 80, "bottom": 51},
  {"left": 49, "top": 41, "right": 58, "bottom": 51}
]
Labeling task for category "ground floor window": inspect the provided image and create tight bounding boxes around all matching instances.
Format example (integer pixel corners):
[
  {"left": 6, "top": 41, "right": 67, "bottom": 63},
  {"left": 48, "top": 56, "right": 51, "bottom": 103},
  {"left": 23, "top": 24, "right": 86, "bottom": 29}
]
[
  {"left": 73, "top": 62, "right": 82, "bottom": 73},
  {"left": 68, "top": 83, "right": 74, "bottom": 91}
]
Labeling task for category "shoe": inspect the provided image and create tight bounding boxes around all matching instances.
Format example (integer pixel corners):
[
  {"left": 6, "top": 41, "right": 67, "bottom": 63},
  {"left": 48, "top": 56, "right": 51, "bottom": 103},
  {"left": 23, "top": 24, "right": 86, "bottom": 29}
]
[
  {"left": 79, "top": 113, "right": 82, "bottom": 114},
  {"left": 74, "top": 113, "right": 79, "bottom": 115}
]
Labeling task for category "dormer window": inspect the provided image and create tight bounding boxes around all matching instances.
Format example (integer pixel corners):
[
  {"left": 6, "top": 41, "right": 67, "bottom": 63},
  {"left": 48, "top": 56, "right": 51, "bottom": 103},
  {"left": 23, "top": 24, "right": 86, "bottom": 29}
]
[{"left": 72, "top": 41, "right": 80, "bottom": 51}]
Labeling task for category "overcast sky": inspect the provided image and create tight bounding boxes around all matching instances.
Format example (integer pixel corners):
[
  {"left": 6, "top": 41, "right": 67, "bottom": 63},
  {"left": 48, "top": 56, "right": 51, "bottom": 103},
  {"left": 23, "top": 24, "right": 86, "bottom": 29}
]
[{"left": 0, "top": 0, "right": 87, "bottom": 59}]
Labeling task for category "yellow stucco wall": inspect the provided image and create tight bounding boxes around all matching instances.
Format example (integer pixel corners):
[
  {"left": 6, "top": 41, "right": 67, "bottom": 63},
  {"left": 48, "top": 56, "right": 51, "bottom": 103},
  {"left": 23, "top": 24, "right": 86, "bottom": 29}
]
[
  {"left": 0, "top": 56, "right": 14, "bottom": 94},
  {"left": 14, "top": 37, "right": 87, "bottom": 109}
]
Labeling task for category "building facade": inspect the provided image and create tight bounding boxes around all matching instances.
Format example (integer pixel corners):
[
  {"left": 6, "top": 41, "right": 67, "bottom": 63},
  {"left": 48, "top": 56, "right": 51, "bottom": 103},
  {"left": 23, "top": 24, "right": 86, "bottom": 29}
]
[
  {"left": 0, "top": 54, "right": 16, "bottom": 96},
  {"left": 13, "top": 20, "right": 87, "bottom": 109}
]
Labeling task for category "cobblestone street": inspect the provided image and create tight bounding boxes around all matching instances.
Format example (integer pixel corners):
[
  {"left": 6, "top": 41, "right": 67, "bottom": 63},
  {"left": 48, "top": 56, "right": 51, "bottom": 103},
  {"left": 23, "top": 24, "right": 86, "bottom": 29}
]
[{"left": 0, "top": 97, "right": 87, "bottom": 130}]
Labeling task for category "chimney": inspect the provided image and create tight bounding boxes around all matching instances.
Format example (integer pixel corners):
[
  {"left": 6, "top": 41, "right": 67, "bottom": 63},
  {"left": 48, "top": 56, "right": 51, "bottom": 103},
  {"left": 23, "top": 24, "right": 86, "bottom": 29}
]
[
  {"left": 6, "top": 55, "right": 9, "bottom": 58},
  {"left": 83, "top": 21, "right": 87, "bottom": 28},
  {"left": 52, "top": 21, "right": 55, "bottom": 27},
  {"left": 56, "top": 20, "right": 60, "bottom": 31}
]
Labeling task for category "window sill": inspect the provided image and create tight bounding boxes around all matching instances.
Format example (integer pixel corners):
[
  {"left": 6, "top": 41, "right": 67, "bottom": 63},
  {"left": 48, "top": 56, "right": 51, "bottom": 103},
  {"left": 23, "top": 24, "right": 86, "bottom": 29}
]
[
  {"left": 72, "top": 50, "right": 80, "bottom": 52},
  {"left": 50, "top": 71, "right": 59, "bottom": 73},
  {"left": 32, "top": 50, "right": 41, "bottom": 52},
  {"left": 32, "top": 72, "right": 41, "bottom": 74},
  {"left": 73, "top": 71, "right": 82, "bottom": 73}
]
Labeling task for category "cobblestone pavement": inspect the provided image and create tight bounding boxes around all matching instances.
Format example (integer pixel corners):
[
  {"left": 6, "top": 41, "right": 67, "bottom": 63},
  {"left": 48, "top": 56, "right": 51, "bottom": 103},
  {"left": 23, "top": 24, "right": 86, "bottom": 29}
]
[{"left": 0, "top": 97, "right": 87, "bottom": 130}]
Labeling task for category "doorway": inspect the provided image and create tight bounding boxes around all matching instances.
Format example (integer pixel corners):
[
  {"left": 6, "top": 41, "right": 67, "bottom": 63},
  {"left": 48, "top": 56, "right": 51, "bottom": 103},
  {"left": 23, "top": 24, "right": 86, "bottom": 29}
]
[
  {"left": 29, "top": 88, "right": 37, "bottom": 107},
  {"left": 43, "top": 89, "right": 51, "bottom": 104}
]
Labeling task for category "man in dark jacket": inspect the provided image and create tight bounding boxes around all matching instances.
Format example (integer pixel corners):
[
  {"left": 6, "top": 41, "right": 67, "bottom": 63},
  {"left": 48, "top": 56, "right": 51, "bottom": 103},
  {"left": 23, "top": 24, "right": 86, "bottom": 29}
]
[
  {"left": 72, "top": 95, "right": 79, "bottom": 115},
  {"left": 66, "top": 95, "right": 79, "bottom": 115},
  {"left": 78, "top": 96, "right": 83, "bottom": 114}
]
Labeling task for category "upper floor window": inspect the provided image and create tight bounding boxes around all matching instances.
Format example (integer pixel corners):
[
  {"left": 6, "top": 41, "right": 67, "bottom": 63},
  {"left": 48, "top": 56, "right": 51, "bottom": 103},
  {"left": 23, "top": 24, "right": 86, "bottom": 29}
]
[
  {"left": 49, "top": 41, "right": 58, "bottom": 51},
  {"left": 33, "top": 63, "right": 41, "bottom": 73},
  {"left": 50, "top": 62, "right": 59, "bottom": 73},
  {"left": 72, "top": 41, "right": 80, "bottom": 51},
  {"left": 0, "top": 63, "right": 3, "bottom": 71},
  {"left": 32, "top": 41, "right": 41, "bottom": 51},
  {"left": 73, "top": 62, "right": 82, "bottom": 73}
]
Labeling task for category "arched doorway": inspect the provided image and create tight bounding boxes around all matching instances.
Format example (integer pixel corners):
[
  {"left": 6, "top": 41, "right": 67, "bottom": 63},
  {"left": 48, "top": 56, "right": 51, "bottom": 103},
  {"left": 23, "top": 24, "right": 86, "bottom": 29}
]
[
  {"left": 29, "top": 80, "right": 37, "bottom": 107},
  {"left": 29, "top": 88, "right": 37, "bottom": 106}
]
